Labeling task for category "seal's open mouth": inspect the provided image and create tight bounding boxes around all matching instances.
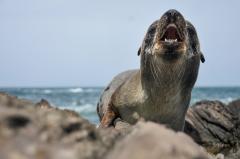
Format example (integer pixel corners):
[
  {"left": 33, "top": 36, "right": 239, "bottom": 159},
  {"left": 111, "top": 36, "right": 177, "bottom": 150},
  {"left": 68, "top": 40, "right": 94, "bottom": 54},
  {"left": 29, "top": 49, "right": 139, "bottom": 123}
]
[
  {"left": 160, "top": 24, "right": 183, "bottom": 44},
  {"left": 151, "top": 10, "right": 187, "bottom": 60}
]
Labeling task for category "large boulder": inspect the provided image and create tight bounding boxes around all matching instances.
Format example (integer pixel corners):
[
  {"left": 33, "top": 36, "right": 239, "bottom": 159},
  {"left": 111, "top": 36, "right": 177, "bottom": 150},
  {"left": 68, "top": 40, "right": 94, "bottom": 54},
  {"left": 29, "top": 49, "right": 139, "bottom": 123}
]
[
  {"left": 185, "top": 100, "right": 240, "bottom": 158},
  {"left": 0, "top": 93, "right": 122, "bottom": 159},
  {"left": 228, "top": 99, "right": 240, "bottom": 117},
  {"left": 107, "top": 122, "right": 209, "bottom": 159}
]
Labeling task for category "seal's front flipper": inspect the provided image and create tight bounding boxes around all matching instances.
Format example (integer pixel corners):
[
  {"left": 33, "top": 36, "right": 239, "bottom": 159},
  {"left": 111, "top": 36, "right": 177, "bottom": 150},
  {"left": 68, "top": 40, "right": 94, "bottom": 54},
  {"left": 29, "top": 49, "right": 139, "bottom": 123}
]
[{"left": 99, "top": 103, "right": 118, "bottom": 128}]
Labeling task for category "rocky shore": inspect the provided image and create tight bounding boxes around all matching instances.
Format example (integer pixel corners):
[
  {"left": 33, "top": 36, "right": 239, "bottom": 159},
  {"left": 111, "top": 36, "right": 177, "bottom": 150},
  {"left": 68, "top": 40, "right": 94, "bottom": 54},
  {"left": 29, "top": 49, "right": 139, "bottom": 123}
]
[{"left": 0, "top": 92, "right": 239, "bottom": 159}]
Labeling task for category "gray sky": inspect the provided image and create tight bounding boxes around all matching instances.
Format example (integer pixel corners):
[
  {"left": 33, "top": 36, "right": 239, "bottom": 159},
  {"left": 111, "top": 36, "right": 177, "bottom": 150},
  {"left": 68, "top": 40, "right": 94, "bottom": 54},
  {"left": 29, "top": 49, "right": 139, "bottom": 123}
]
[{"left": 0, "top": 0, "right": 239, "bottom": 87}]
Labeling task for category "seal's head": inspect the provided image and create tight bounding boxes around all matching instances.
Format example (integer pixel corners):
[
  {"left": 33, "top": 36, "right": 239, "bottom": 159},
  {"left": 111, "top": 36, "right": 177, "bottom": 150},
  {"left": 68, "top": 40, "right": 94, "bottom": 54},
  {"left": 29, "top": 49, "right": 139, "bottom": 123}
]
[
  {"left": 139, "top": 9, "right": 205, "bottom": 63},
  {"left": 139, "top": 9, "right": 204, "bottom": 90},
  {"left": 154, "top": 9, "right": 187, "bottom": 61}
]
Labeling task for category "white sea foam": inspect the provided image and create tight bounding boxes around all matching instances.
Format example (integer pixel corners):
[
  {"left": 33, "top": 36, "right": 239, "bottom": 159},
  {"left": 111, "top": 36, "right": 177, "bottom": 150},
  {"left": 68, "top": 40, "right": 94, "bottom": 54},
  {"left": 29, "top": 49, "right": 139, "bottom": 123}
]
[
  {"left": 69, "top": 88, "right": 83, "bottom": 93},
  {"left": 59, "top": 104, "right": 95, "bottom": 113},
  {"left": 221, "top": 97, "right": 234, "bottom": 104},
  {"left": 43, "top": 89, "right": 52, "bottom": 94}
]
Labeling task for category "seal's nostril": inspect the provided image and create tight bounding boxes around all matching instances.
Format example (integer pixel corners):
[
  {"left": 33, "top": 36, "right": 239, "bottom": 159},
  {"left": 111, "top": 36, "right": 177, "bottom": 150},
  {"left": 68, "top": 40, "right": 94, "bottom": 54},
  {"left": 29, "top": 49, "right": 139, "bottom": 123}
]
[
  {"left": 170, "top": 11, "right": 175, "bottom": 17},
  {"left": 167, "top": 9, "right": 176, "bottom": 16},
  {"left": 166, "top": 9, "right": 181, "bottom": 18}
]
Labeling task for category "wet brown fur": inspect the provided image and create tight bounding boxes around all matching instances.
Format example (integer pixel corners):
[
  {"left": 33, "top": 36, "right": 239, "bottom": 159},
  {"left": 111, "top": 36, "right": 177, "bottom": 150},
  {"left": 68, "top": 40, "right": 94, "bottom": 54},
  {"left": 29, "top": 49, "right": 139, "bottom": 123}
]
[{"left": 97, "top": 10, "right": 205, "bottom": 131}]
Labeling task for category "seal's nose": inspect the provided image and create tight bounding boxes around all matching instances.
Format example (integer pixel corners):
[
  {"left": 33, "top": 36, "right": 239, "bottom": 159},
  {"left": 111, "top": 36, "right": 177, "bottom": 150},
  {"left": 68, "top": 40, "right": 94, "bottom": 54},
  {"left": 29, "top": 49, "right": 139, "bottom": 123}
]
[
  {"left": 164, "top": 9, "right": 183, "bottom": 23},
  {"left": 167, "top": 9, "right": 179, "bottom": 17}
]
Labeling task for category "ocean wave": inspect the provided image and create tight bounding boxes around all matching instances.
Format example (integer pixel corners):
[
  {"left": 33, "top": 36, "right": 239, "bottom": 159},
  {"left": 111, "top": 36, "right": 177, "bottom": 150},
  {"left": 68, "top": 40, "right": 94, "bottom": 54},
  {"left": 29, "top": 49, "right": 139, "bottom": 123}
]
[
  {"left": 69, "top": 88, "right": 83, "bottom": 93},
  {"left": 43, "top": 89, "right": 52, "bottom": 94},
  {"left": 191, "top": 97, "right": 237, "bottom": 105},
  {"left": 59, "top": 104, "right": 96, "bottom": 113},
  {"left": 220, "top": 97, "right": 234, "bottom": 104},
  {"left": 84, "top": 88, "right": 99, "bottom": 93},
  {"left": 71, "top": 100, "right": 83, "bottom": 106},
  {"left": 2, "top": 87, "right": 239, "bottom": 124}
]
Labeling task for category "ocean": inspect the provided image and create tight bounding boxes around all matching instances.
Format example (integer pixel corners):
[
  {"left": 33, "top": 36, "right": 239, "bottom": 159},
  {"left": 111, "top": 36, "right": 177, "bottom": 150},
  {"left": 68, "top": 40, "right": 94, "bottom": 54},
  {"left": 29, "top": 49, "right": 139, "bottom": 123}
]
[{"left": 0, "top": 87, "right": 240, "bottom": 124}]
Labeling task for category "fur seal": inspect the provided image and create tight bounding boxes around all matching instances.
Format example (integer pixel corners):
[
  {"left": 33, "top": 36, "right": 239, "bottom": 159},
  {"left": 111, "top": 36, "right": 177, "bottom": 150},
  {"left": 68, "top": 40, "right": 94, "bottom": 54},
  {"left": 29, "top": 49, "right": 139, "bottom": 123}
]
[{"left": 97, "top": 9, "right": 205, "bottom": 131}]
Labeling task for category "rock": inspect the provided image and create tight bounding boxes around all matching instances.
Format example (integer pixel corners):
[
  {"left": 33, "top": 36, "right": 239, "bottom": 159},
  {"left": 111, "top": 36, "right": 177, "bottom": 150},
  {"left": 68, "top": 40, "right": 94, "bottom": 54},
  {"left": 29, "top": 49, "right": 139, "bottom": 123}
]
[
  {"left": 36, "top": 99, "right": 80, "bottom": 117},
  {"left": 35, "top": 99, "right": 52, "bottom": 109},
  {"left": 114, "top": 118, "right": 132, "bottom": 134},
  {"left": 184, "top": 100, "right": 240, "bottom": 157},
  {"left": 0, "top": 92, "right": 34, "bottom": 109},
  {"left": 107, "top": 122, "right": 209, "bottom": 159},
  {"left": 228, "top": 99, "right": 240, "bottom": 117},
  {"left": 0, "top": 92, "right": 124, "bottom": 159},
  {"left": 215, "top": 153, "right": 225, "bottom": 159},
  {"left": 3, "top": 92, "right": 240, "bottom": 159},
  {"left": 225, "top": 148, "right": 240, "bottom": 159}
]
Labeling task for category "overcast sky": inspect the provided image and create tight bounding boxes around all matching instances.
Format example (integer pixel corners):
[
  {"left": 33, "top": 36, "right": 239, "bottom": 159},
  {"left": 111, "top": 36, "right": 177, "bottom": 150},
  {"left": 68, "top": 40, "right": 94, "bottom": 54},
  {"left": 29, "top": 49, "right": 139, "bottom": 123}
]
[{"left": 0, "top": 0, "right": 239, "bottom": 87}]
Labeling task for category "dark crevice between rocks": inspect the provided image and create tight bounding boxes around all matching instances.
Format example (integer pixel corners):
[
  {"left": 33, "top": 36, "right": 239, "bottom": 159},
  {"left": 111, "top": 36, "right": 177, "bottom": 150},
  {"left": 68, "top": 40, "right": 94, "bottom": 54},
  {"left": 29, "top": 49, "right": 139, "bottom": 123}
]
[
  {"left": 5, "top": 115, "right": 30, "bottom": 129},
  {"left": 62, "top": 122, "right": 82, "bottom": 134},
  {"left": 61, "top": 122, "right": 98, "bottom": 142},
  {"left": 88, "top": 130, "right": 97, "bottom": 140},
  {"left": 184, "top": 121, "right": 201, "bottom": 143}
]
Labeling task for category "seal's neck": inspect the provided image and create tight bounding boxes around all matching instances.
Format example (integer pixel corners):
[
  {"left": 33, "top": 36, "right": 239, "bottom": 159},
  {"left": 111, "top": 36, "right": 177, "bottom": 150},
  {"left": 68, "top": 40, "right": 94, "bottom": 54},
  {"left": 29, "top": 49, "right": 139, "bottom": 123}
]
[{"left": 140, "top": 57, "right": 187, "bottom": 99}]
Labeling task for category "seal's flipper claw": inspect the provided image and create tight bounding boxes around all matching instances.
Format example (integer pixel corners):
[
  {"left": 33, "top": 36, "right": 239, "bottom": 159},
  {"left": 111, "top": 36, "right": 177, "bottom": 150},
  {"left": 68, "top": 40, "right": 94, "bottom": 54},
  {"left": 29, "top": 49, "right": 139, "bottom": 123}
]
[{"left": 200, "top": 52, "right": 205, "bottom": 63}]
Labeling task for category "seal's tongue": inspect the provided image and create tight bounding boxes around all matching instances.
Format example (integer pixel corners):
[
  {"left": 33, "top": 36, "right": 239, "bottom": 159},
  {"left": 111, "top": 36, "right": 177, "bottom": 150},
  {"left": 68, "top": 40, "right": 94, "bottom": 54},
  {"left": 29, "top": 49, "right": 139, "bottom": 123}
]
[
  {"left": 165, "top": 26, "right": 178, "bottom": 39},
  {"left": 161, "top": 24, "right": 182, "bottom": 42}
]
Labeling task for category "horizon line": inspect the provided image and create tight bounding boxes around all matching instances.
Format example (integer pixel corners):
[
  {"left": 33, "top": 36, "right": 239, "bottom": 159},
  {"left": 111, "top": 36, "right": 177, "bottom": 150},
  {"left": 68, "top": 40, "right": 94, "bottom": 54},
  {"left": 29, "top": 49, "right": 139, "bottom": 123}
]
[{"left": 1, "top": 85, "right": 240, "bottom": 88}]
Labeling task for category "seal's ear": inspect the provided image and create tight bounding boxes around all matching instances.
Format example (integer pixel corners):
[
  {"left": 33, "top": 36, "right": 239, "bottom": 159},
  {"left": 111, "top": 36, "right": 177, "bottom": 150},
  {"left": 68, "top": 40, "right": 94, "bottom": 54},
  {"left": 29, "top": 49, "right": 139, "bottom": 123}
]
[
  {"left": 137, "top": 47, "right": 141, "bottom": 56},
  {"left": 200, "top": 52, "right": 205, "bottom": 63},
  {"left": 186, "top": 21, "right": 205, "bottom": 64}
]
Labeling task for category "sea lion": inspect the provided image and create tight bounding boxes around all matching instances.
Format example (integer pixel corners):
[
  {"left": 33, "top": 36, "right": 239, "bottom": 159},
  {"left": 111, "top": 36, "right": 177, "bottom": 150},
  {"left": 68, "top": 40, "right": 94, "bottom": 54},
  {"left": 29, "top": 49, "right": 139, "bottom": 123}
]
[{"left": 97, "top": 9, "right": 205, "bottom": 131}]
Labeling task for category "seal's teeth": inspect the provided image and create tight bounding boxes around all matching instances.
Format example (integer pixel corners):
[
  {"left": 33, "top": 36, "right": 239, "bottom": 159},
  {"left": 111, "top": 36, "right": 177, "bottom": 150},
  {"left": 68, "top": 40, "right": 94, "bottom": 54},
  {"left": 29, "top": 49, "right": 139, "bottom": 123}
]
[{"left": 164, "top": 38, "right": 178, "bottom": 42}]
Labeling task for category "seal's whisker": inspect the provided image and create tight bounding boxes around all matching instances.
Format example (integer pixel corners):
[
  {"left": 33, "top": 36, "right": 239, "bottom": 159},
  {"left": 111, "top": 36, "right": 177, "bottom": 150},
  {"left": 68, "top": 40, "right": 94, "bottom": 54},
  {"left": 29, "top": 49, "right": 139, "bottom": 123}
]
[
  {"left": 150, "top": 58, "right": 161, "bottom": 85},
  {"left": 149, "top": 58, "right": 158, "bottom": 82}
]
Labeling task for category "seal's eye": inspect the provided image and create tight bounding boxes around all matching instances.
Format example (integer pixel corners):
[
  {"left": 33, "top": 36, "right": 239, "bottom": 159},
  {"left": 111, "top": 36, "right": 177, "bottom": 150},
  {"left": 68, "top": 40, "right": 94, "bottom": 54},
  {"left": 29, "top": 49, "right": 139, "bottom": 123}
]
[{"left": 161, "top": 24, "right": 182, "bottom": 43}]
